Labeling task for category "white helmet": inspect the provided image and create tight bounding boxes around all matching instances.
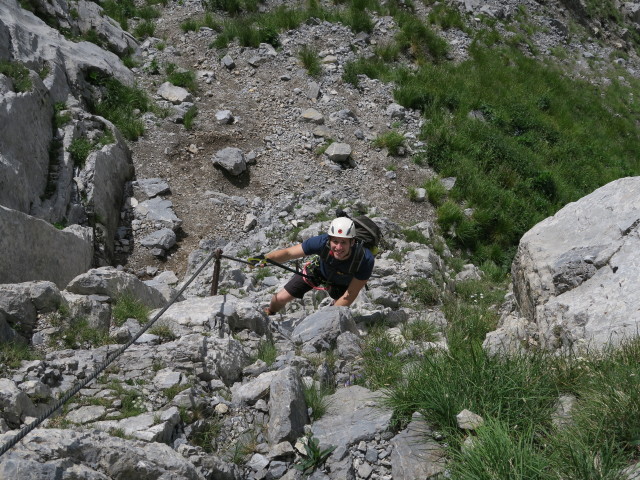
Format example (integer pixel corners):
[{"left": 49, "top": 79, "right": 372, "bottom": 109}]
[{"left": 328, "top": 217, "right": 356, "bottom": 238}]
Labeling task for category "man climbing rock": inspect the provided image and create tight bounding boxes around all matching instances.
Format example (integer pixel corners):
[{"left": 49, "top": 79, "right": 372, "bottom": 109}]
[{"left": 250, "top": 217, "right": 375, "bottom": 315}]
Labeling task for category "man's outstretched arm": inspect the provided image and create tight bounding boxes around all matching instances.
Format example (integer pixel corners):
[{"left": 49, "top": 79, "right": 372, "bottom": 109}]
[{"left": 334, "top": 278, "right": 368, "bottom": 307}]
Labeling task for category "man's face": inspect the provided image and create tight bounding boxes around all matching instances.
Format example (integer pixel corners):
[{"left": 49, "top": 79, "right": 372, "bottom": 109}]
[{"left": 329, "top": 236, "right": 354, "bottom": 260}]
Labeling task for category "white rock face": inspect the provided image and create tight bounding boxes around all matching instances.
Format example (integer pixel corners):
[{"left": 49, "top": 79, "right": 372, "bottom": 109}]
[{"left": 484, "top": 177, "right": 640, "bottom": 353}]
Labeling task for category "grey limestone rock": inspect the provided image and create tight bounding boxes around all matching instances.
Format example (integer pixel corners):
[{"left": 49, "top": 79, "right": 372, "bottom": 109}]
[
  {"left": 267, "top": 367, "right": 308, "bottom": 445},
  {"left": 312, "top": 385, "right": 393, "bottom": 462},
  {"left": 213, "top": 147, "right": 247, "bottom": 176},
  {"left": 325, "top": 142, "right": 352, "bottom": 162},
  {"left": 0, "top": 428, "right": 203, "bottom": 479},
  {"left": 485, "top": 176, "right": 640, "bottom": 353},
  {"left": 390, "top": 413, "right": 446, "bottom": 479},
  {"left": 140, "top": 228, "right": 177, "bottom": 250},
  {"left": 0, "top": 207, "right": 93, "bottom": 288},
  {"left": 135, "top": 196, "right": 182, "bottom": 230},
  {"left": 66, "top": 266, "right": 167, "bottom": 308},
  {"left": 300, "top": 108, "right": 325, "bottom": 124},
  {"left": 157, "top": 81, "right": 193, "bottom": 104},
  {"left": 133, "top": 178, "right": 170, "bottom": 199},
  {"left": 292, "top": 307, "right": 359, "bottom": 352}
]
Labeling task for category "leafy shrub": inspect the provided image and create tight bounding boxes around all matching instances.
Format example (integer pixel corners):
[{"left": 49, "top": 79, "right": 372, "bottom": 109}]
[{"left": 295, "top": 435, "right": 336, "bottom": 476}]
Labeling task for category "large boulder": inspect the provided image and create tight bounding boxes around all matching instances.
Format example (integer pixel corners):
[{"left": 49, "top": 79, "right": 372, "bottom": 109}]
[
  {"left": 65, "top": 267, "right": 167, "bottom": 308},
  {"left": 292, "top": 307, "right": 359, "bottom": 352},
  {"left": 484, "top": 177, "right": 640, "bottom": 353},
  {"left": 0, "top": 428, "right": 203, "bottom": 479},
  {"left": 0, "top": 207, "right": 93, "bottom": 288}
]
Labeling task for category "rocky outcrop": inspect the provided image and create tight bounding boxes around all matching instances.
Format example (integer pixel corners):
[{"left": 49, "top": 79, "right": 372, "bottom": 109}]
[
  {"left": 0, "top": 0, "right": 136, "bottom": 275},
  {"left": 484, "top": 177, "right": 640, "bottom": 353},
  {"left": 0, "top": 207, "right": 92, "bottom": 288}
]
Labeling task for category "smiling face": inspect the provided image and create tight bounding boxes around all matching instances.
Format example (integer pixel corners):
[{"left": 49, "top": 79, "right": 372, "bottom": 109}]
[{"left": 329, "top": 236, "right": 354, "bottom": 260}]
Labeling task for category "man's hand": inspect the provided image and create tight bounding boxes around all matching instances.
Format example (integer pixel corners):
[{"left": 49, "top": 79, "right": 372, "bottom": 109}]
[{"left": 247, "top": 254, "right": 268, "bottom": 267}]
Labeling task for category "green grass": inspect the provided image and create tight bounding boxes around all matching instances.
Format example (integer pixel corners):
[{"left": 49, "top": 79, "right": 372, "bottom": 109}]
[
  {"left": 373, "top": 130, "right": 405, "bottom": 155},
  {"left": 112, "top": 292, "right": 151, "bottom": 326},
  {"left": 400, "top": 318, "right": 439, "bottom": 342},
  {"left": 68, "top": 138, "right": 93, "bottom": 168},
  {"left": 397, "top": 44, "right": 640, "bottom": 268},
  {"left": 190, "top": 416, "right": 222, "bottom": 453},
  {"left": 303, "top": 381, "right": 333, "bottom": 421},
  {"left": 149, "top": 325, "right": 177, "bottom": 341},
  {"left": 165, "top": 64, "right": 198, "bottom": 93},
  {"left": 299, "top": 45, "right": 322, "bottom": 78},
  {"left": 105, "top": 381, "right": 146, "bottom": 419},
  {"left": 133, "top": 21, "right": 156, "bottom": 39},
  {"left": 255, "top": 338, "right": 277, "bottom": 366},
  {"left": 49, "top": 317, "right": 111, "bottom": 349},
  {"left": 0, "top": 60, "right": 32, "bottom": 93},
  {"left": 87, "top": 73, "right": 150, "bottom": 141},
  {"left": 423, "top": 178, "right": 447, "bottom": 207},
  {"left": 101, "top": 0, "right": 160, "bottom": 31},
  {"left": 406, "top": 278, "right": 440, "bottom": 306},
  {"left": 401, "top": 228, "right": 429, "bottom": 245},
  {"left": 0, "top": 342, "right": 41, "bottom": 375},
  {"left": 183, "top": 106, "right": 198, "bottom": 130}
]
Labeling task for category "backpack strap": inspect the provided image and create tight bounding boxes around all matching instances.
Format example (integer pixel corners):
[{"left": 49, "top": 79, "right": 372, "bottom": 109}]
[{"left": 347, "top": 241, "right": 365, "bottom": 275}]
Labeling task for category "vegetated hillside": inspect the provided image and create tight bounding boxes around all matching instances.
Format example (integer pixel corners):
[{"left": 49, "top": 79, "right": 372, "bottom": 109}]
[{"left": 110, "top": 0, "right": 640, "bottom": 276}]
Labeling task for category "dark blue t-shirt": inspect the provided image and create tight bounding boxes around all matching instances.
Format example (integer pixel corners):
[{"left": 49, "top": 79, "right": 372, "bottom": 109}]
[{"left": 301, "top": 233, "right": 374, "bottom": 286}]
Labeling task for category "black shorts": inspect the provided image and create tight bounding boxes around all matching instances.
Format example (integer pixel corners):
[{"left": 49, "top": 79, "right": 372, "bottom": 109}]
[{"left": 283, "top": 274, "right": 347, "bottom": 300}]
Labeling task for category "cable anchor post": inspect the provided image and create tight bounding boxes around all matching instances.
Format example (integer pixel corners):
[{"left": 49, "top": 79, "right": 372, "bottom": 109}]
[{"left": 211, "top": 249, "right": 222, "bottom": 296}]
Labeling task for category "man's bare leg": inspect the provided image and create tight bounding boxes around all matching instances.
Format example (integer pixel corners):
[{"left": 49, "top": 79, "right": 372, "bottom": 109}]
[{"left": 267, "top": 289, "right": 295, "bottom": 315}]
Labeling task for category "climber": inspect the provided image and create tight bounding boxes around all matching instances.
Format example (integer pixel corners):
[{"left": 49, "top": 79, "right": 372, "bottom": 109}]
[{"left": 249, "top": 217, "right": 375, "bottom": 315}]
